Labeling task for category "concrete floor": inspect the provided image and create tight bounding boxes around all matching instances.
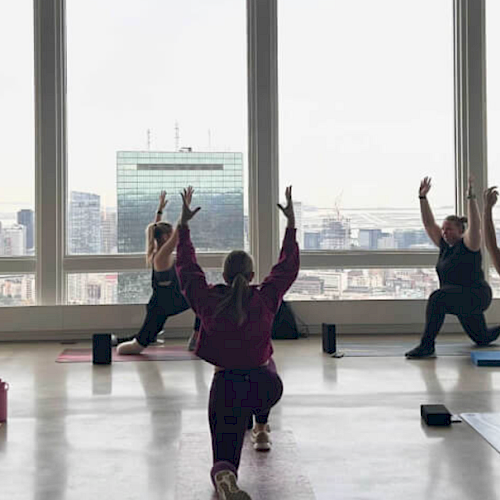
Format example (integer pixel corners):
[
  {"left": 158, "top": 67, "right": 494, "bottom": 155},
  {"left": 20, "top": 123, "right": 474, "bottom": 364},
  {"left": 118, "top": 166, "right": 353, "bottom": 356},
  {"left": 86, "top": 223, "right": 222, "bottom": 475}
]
[{"left": 1, "top": 335, "right": 500, "bottom": 500}]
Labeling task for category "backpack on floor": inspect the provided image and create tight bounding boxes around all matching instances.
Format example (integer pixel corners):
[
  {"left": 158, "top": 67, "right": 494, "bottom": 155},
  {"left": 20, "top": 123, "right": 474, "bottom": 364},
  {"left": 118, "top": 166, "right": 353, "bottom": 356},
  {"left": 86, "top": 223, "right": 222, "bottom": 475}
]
[{"left": 271, "top": 300, "right": 299, "bottom": 339}]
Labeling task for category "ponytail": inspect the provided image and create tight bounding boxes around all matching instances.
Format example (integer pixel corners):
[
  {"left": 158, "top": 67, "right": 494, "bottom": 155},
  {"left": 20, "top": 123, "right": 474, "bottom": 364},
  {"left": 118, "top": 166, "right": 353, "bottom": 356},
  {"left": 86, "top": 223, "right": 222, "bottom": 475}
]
[
  {"left": 215, "top": 250, "right": 254, "bottom": 325},
  {"left": 215, "top": 274, "right": 251, "bottom": 326}
]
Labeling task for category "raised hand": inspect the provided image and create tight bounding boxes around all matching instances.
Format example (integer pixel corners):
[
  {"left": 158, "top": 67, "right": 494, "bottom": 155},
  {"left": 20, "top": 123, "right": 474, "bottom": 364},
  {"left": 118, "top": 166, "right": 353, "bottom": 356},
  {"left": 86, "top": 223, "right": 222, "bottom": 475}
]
[
  {"left": 467, "top": 175, "right": 475, "bottom": 198},
  {"left": 277, "top": 186, "right": 295, "bottom": 226},
  {"left": 158, "top": 190, "right": 168, "bottom": 212},
  {"left": 419, "top": 177, "right": 432, "bottom": 197},
  {"left": 484, "top": 186, "right": 499, "bottom": 209},
  {"left": 180, "top": 186, "right": 201, "bottom": 225}
]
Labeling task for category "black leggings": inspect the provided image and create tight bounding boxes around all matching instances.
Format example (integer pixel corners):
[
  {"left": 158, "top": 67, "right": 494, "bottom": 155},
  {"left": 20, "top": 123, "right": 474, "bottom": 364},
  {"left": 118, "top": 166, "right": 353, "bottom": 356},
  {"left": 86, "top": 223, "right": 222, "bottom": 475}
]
[
  {"left": 119, "top": 287, "right": 200, "bottom": 347},
  {"left": 421, "top": 284, "right": 500, "bottom": 347}
]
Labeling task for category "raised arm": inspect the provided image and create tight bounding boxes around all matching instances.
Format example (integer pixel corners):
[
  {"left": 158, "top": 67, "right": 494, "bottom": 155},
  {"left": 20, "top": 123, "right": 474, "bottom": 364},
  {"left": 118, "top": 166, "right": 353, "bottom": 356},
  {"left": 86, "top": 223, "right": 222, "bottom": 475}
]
[
  {"left": 154, "top": 190, "right": 168, "bottom": 223},
  {"left": 152, "top": 191, "right": 178, "bottom": 269},
  {"left": 463, "top": 176, "right": 481, "bottom": 252},
  {"left": 175, "top": 187, "right": 209, "bottom": 314},
  {"left": 483, "top": 187, "right": 500, "bottom": 274},
  {"left": 260, "top": 186, "right": 300, "bottom": 313},
  {"left": 419, "top": 177, "right": 441, "bottom": 247}
]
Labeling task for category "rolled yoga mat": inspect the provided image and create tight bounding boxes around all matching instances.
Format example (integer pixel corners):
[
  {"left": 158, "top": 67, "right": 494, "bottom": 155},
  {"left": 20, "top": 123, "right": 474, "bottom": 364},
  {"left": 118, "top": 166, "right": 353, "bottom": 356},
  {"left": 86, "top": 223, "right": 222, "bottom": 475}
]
[
  {"left": 176, "top": 430, "right": 316, "bottom": 500},
  {"left": 338, "top": 342, "right": 500, "bottom": 358},
  {"left": 56, "top": 345, "right": 200, "bottom": 363}
]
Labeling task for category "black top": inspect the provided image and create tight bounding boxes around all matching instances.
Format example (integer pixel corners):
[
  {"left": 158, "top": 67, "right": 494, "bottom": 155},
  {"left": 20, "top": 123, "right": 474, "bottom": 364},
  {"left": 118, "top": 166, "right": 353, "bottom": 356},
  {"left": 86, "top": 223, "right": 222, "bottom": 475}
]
[
  {"left": 436, "top": 238, "right": 485, "bottom": 287},
  {"left": 151, "top": 261, "right": 181, "bottom": 291}
]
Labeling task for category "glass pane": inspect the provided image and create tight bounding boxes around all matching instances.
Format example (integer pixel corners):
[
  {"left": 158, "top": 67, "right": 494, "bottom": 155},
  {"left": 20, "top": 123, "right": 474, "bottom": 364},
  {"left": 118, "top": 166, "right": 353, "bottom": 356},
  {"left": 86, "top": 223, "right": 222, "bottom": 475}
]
[
  {"left": 66, "top": 0, "right": 247, "bottom": 255},
  {"left": 278, "top": 0, "right": 454, "bottom": 251},
  {"left": 0, "top": 275, "right": 36, "bottom": 306},
  {"left": 67, "top": 269, "right": 223, "bottom": 305},
  {"left": 285, "top": 268, "right": 439, "bottom": 301},
  {"left": 0, "top": 2, "right": 35, "bottom": 256},
  {"left": 487, "top": 0, "right": 500, "bottom": 228}
]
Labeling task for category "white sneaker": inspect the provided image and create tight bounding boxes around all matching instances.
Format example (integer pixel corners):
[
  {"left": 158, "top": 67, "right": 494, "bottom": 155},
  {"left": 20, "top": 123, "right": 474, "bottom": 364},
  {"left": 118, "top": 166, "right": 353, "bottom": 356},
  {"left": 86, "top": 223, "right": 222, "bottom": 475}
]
[
  {"left": 150, "top": 339, "right": 165, "bottom": 346},
  {"left": 116, "top": 339, "right": 144, "bottom": 355},
  {"left": 250, "top": 424, "right": 271, "bottom": 451},
  {"left": 214, "top": 470, "right": 251, "bottom": 500}
]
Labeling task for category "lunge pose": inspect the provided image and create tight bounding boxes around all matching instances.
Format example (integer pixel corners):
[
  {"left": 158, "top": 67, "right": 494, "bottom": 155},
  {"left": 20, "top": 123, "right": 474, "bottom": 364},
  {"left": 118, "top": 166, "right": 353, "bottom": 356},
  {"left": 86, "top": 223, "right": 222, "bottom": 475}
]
[
  {"left": 116, "top": 191, "right": 200, "bottom": 355},
  {"left": 405, "top": 177, "right": 500, "bottom": 358},
  {"left": 176, "top": 186, "right": 299, "bottom": 499}
]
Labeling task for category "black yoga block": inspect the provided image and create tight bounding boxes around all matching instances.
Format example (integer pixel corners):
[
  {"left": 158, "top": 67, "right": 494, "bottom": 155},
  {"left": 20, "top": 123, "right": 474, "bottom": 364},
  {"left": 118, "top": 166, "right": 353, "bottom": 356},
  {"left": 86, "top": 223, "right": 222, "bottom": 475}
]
[
  {"left": 93, "top": 333, "right": 112, "bottom": 364},
  {"left": 322, "top": 323, "right": 336, "bottom": 354},
  {"left": 421, "top": 404, "right": 452, "bottom": 426}
]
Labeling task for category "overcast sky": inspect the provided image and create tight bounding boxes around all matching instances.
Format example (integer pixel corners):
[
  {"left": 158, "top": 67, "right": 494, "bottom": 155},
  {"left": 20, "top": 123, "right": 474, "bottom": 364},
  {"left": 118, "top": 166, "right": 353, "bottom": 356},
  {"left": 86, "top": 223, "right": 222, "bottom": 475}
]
[{"left": 3, "top": 0, "right": 500, "bottom": 215}]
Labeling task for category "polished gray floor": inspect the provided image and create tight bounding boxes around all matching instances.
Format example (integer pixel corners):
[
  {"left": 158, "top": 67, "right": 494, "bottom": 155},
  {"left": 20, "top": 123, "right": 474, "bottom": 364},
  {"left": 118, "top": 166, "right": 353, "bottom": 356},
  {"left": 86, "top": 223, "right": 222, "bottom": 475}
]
[{"left": 1, "top": 335, "right": 500, "bottom": 500}]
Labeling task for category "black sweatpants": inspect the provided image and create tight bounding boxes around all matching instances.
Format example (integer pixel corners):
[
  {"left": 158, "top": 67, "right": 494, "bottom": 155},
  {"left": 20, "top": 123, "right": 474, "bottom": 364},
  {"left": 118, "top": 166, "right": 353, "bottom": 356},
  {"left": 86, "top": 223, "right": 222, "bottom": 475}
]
[
  {"left": 421, "top": 284, "right": 500, "bottom": 347},
  {"left": 119, "top": 286, "right": 200, "bottom": 347}
]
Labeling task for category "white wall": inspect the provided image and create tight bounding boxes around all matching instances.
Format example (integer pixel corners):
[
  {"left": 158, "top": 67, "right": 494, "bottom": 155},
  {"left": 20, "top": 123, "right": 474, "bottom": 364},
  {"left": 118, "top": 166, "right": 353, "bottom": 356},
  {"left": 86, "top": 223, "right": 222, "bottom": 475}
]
[{"left": 2, "top": 299, "right": 500, "bottom": 341}]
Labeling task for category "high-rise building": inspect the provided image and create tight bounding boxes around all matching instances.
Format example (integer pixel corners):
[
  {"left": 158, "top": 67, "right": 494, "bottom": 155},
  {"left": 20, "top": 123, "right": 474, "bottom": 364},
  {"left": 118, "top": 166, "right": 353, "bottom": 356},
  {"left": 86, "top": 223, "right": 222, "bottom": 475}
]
[
  {"left": 304, "top": 231, "right": 321, "bottom": 249},
  {"left": 116, "top": 149, "right": 244, "bottom": 302},
  {"left": 358, "top": 229, "right": 383, "bottom": 250},
  {"left": 117, "top": 149, "right": 244, "bottom": 253},
  {"left": 1, "top": 224, "right": 26, "bottom": 256},
  {"left": 17, "top": 209, "right": 34, "bottom": 251},
  {"left": 68, "top": 191, "right": 101, "bottom": 254},
  {"left": 100, "top": 207, "right": 117, "bottom": 254},
  {"left": 320, "top": 216, "right": 351, "bottom": 250}
]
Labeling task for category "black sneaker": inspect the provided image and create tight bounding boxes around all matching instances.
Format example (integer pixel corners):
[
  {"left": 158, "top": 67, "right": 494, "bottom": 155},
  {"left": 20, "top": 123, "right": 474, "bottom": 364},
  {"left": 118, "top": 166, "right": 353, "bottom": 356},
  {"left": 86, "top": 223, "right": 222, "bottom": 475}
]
[{"left": 405, "top": 344, "right": 436, "bottom": 359}]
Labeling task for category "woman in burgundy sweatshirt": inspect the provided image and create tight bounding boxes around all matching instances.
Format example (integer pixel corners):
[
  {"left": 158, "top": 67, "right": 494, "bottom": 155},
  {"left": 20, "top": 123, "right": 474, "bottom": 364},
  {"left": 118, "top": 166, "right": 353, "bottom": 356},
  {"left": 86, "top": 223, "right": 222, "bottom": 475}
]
[{"left": 176, "top": 186, "right": 299, "bottom": 500}]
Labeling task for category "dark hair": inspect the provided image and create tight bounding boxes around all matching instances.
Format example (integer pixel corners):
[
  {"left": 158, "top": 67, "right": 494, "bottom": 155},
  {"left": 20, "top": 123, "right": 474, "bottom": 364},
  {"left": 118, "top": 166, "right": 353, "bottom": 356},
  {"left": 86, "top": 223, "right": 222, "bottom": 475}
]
[
  {"left": 145, "top": 222, "right": 173, "bottom": 265},
  {"left": 214, "top": 250, "right": 254, "bottom": 326},
  {"left": 445, "top": 215, "right": 468, "bottom": 233}
]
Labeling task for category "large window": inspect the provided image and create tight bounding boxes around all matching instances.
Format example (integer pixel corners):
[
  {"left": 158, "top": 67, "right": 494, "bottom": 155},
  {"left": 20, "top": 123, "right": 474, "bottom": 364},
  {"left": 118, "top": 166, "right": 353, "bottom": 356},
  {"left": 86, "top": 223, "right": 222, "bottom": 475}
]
[
  {"left": 0, "top": 2, "right": 35, "bottom": 257},
  {"left": 67, "top": 270, "right": 223, "bottom": 305},
  {"left": 66, "top": 0, "right": 248, "bottom": 256},
  {"left": 278, "top": 0, "right": 454, "bottom": 251},
  {"left": 285, "top": 268, "right": 439, "bottom": 301},
  {"left": 486, "top": 0, "right": 500, "bottom": 251},
  {"left": 0, "top": 275, "right": 36, "bottom": 307}
]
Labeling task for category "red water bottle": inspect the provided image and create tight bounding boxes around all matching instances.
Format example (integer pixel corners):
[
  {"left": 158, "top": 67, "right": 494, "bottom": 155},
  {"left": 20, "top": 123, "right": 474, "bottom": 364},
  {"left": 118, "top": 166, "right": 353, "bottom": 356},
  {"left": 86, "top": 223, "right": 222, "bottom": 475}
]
[{"left": 0, "top": 379, "right": 9, "bottom": 422}]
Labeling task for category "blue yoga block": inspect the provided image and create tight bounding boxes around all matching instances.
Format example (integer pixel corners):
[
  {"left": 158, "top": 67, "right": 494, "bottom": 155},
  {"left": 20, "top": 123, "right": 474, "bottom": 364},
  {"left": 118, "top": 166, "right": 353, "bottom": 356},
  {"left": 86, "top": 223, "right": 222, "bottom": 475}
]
[{"left": 470, "top": 351, "right": 500, "bottom": 366}]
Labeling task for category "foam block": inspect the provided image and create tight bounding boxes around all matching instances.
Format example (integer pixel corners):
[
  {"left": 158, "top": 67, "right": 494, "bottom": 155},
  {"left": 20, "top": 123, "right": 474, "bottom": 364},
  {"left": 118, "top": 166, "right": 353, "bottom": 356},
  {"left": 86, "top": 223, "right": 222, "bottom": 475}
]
[
  {"left": 92, "top": 333, "right": 112, "bottom": 365},
  {"left": 421, "top": 404, "right": 452, "bottom": 426},
  {"left": 471, "top": 351, "right": 500, "bottom": 366}
]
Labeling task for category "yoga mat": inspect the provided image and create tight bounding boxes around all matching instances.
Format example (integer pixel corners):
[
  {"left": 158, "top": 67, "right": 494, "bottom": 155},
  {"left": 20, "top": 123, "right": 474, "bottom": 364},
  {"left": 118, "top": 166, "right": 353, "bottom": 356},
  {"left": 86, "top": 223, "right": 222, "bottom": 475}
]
[
  {"left": 338, "top": 342, "right": 500, "bottom": 358},
  {"left": 176, "top": 430, "right": 316, "bottom": 500},
  {"left": 461, "top": 413, "right": 500, "bottom": 454},
  {"left": 56, "top": 346, "right": 200, "bottom": 363},
  {"left": 470, "top": 351, "right": 500, "bottom": 366}
]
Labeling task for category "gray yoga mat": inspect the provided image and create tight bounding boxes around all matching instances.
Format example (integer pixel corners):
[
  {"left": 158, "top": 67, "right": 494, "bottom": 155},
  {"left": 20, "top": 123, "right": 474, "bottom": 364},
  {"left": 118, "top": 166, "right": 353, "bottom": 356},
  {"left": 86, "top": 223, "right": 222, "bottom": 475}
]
[
  {"left": 337, "top": 342, "right": 500, "bottom": 357},
  {"left": 461, "top": 413, "right": 500, "bottom": 454},
  {"left": 176, "top": 430, "right": 316, "bottom": 500}
]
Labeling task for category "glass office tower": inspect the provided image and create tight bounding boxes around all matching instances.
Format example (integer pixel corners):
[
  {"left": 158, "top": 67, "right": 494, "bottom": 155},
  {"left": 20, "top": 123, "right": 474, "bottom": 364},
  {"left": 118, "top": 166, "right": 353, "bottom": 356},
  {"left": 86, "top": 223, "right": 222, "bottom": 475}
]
[{"left": 116, "top": 149, "right": 244, "bottom": 303}]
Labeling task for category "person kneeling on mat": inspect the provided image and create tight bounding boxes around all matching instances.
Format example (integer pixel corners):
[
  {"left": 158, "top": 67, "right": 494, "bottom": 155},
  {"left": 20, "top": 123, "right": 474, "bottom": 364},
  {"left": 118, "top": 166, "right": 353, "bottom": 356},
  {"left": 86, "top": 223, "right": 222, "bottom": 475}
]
[
  {"left": 116, "top": 190, "right": 200, "bottom": 355},
  {"left": 405, "top": 176, "right": 500, "bottom": 359},
  {"left": 176, "top": 186, "right": 299, "bottom": 500}
]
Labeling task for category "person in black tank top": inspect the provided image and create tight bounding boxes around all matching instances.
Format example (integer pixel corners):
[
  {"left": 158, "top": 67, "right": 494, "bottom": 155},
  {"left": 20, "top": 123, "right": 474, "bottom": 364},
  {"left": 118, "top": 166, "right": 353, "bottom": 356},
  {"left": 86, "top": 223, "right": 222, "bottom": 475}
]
[
  {"left": 406, "top": 177, "right": 500, "bottom": 358},
  {"left": 115, "top": 191, "right": 200, "bottom": 355}
]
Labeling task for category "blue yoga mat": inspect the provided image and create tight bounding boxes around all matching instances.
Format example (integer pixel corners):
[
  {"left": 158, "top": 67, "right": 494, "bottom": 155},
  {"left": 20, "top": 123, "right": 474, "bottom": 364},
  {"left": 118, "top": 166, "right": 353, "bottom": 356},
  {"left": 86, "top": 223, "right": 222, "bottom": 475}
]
[{"left": 470, "top": 351, "right": 500, "bottom": 366}]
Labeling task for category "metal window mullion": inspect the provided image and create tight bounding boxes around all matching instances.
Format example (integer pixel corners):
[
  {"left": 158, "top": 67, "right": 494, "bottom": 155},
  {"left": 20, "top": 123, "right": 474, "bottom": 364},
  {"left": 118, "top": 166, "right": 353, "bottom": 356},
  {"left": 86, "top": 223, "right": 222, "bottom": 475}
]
[
  {"left": 455, "top": 0, "right": 489, "bottom": 274},
  {"left": 34, "top": 0, "right": 66, "bottom": 305},
  {"left": 248, "top": 0, "right": 279, "bottom": 283}
]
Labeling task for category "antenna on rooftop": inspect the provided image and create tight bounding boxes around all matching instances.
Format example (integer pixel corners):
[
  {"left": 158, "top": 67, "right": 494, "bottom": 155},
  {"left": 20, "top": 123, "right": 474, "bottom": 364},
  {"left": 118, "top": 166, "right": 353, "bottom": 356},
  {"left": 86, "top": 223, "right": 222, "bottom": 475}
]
[
  {"left": 175, "top": 121, "right": 180, "bottom": 151},
  {"left": 147, "top": 129, "right": 151, "bottom": 150}
]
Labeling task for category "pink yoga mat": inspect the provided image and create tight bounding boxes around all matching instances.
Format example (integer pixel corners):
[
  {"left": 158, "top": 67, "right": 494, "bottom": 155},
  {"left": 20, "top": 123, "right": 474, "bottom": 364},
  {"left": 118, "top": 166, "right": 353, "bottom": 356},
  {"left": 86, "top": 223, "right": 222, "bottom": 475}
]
[{"left": 56, "top": 346, "right": 200, "bottom": 363}]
